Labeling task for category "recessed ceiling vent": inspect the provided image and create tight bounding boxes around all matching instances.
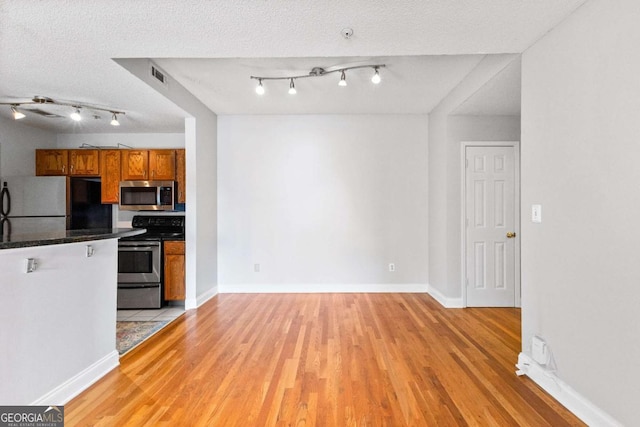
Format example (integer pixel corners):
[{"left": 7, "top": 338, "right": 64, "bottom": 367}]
[{"left": 151, "top": 65, "right": 168, "bottom": 86}]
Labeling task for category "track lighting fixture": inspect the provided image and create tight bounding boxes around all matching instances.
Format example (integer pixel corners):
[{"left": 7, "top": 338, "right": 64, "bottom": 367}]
[
  {"left": 10, "top": 105, "right": 25, "bottom": 120},
  {"left": 338, "top": 70, "right": 347, "bottom": 87},
  {"left": 70, "top": 107, "right": 82, "bottom": 121},
  {"left": 371, "top": 67, "right": 381, "bottom": 84},
  {"left": 255, "top": 79, "right": 265, "bottom": 95},
  {"left": 1, "top": 96, "right": 125, "bottom": 125},
  {"left": 250, "top": 63, "right": 385, "bottom": 95}
]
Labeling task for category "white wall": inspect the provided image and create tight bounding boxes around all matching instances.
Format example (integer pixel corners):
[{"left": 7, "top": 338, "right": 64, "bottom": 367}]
[
  {"left": 428, "top": 113, "right": 521, "bottom": 304},
  {"left": 428, "top": 55, "right": 520, "bottom": 305},
  {"left": 446, "top": 116, "right": 521, "bottom": 299},
  {"left": 217, "top": 115, "right": 428, "bottom": 292},
  {"left": 116, "top": 58, "right": 218, "bottom": 309},
  {"left": 521, "top": 0, "right": 640, "bottom": 424},
  {"left": 188, "top": 116, "right": 218, "bottom": 301},
  {"left": 0, "top": 116, "right": 57, "bottom": 177},
  {"left": 0, "top": 239, "right": 119, "bottom": 404}
]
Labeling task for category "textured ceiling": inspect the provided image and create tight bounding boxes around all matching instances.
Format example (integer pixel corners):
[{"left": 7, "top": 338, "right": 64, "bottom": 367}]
[
  {"left": 0, "top": 0, "right": 586, "bottom": 133},
  {"left": 154, "top": 56, "right": 484, "bottom": 115}
]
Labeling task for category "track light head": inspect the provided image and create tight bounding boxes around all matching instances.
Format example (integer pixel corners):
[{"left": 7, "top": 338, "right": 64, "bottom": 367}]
[
  {"left": 70, "top": 107, "right": 82, "bottom": 121},
  {"left": 10, "top": 105, "right": 25, "bottom": 120},
  {"left": 255, "top": 79, "right": 265, "bottom": 95},
  {"left": 338, "top": 70, "right": 347, "bottom": 87},
  {"left": 371, "top": 67, "right": 381, "bottom": 84},
  {"left": 2, "top": 97, "right": 125, "bottom": 126},
  {"left": 288, "top": 78, "right": 297, "bottom": 95}
]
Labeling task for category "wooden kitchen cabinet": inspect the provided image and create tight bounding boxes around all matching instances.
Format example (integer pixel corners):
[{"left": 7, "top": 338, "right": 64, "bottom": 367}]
[
  {"left": 121, "top": 149, "right": 175, "bottom": 181},
  {"left": 175, "top": 149, "right": 186, "bottom": 203},
  {"left": 69, "top": 149, "right": 100, "bottom": 176},
  {"left": 36, "top": 149, "right": 69, "bottom": 176},
  {"left": 100, "top": 150, "right": 121, "bottom": 203},
  {"left": 121, "top": 150, "right": 149, "bottom": 180},
  {"left": 164, "top": 241, "right": 185, "bottom": 301},
  {"left": 149, "top": 149, "right": 176, "bottom": 180}
]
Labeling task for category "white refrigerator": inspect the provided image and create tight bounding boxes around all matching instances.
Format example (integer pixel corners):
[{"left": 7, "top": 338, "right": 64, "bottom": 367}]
[{"left": 1, "top": 176, "right": 69, "bottom": 233}]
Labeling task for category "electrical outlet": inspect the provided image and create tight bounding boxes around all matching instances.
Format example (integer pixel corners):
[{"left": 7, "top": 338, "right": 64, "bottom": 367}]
[
  {"left": 254, "top": 263, "right": 260, "bottom": 273},
  {"left": 389, "top": 263, "right": 395, "bottom": 272},
  {"left": 532, "top": 336, "right": 550, "bottom": 365},
  {"left": 24, "top": 258, "right": 37, "bottom": 273}
]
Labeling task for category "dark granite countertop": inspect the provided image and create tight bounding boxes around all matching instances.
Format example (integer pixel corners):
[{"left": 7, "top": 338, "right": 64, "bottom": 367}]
[{"left": 0, "top": 228, "right": 146, "bottom": 250}]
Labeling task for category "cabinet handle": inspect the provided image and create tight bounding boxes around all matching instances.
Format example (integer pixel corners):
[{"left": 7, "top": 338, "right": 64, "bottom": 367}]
[
  {"left": 151, "top": 170, "right": 155, "bottom": 179},
  {"left": 70, "top": 165, "right": 74, "bottom": 173},
  {"left": 143, "top": 170, "right": 146, "bottom": 178},
  {"left": 62, "top": 165, "right": 66, "bottom": 173}
]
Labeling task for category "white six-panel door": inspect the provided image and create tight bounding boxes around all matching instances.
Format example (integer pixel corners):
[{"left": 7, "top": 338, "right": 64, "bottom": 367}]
[{"left": 465, "top": 145, "right": 517, "bottom": 307}]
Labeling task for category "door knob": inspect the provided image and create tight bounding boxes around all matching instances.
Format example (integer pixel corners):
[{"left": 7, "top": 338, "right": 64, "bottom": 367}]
[{"left": 506, "top": 232, "right": 516, "bottom": 238}]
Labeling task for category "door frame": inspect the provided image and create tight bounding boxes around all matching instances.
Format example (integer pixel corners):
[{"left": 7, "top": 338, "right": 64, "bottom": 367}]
[{"left": 460, "top": 141, "right": 521, "bottom": 308}]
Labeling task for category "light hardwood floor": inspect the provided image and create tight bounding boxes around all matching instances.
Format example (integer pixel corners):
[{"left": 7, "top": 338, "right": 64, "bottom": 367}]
[{"left": 67, "top": 294, "right": 584, "bottom": 426}]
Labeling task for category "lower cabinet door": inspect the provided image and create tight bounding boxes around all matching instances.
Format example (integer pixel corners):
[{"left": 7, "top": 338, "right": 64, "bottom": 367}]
[{"left": 164, "top": 241, "right": 185, "bottom": 300}]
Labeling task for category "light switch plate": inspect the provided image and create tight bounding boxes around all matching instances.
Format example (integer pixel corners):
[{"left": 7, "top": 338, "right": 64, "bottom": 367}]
[{"left": 532, "top": 204, "right": 542, "bottom": 223}]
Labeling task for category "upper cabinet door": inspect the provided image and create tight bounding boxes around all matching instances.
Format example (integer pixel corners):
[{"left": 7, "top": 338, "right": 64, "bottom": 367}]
[
  {"left": 100, "top": 150, "right": 121, "bottom": 204},
  {"left": 121, "top": 150, "right": 149, "bottom": 180},
  {"left": 176, "top": 149, "right": 186, "bottom": 203},
  {"left": 149, "top": 150, "right": 176, "bottom": 181},
  {"left": 35, "top": 149, "right": 69, "bottom": 176},
  {"left": 69, "top": 150, "right": 100, "bottom": 176}
]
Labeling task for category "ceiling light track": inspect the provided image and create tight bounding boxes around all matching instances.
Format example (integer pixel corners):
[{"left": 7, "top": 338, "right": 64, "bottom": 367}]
[
  {"left": 79, "top": 143, "right": 133, "bottom": 149},
  {"left": 250, "top": 64, "right": 385, "bottom": 94},
  {"left": 1, "top": 96, "right": 126, "bottom": 126}
]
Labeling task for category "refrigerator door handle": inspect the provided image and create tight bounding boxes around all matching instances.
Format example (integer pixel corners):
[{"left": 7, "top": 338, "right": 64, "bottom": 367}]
[{"left": 1, "top": 183, "right": 10, "bottom": 217}]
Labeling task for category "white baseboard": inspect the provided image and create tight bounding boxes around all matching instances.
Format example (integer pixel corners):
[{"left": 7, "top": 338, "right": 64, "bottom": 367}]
[
  {"left": 218, "top": 283, "right": 428, "bottom": 293},
  {"left": 195, "top": 286, "right": 218, "bottom": 308},
  {"left": 185, "top": 286, "right": 218, "bottom": 310},
  {"left": 516, "top": 353, "right": 622, "bottom": 427},
  {"left": 31, "top": 350, "right": 119, "bottom": 405},
  {"left": 185, "top": 297, "right": 197, "bottom": 310},
  {"left": 426, "top": 285, "right": 464, "bottom": 308}
]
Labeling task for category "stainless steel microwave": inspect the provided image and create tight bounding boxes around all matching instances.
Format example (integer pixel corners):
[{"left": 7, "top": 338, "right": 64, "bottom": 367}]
[{"left": 119, "top": 181, "right": 176, "bottom": 211}]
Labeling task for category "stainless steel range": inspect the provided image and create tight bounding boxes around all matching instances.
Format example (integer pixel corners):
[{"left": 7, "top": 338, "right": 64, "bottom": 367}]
[{"left": 117, "top": 215, "right": 185, "bottom": 309}]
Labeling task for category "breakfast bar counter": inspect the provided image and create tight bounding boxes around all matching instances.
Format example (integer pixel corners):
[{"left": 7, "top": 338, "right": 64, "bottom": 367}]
[
  {"left": 0, "top": 228, "right": 143, "bottom": 405},
  {"left": 0, "top": 227, "right": 144, "bottom": 250}
]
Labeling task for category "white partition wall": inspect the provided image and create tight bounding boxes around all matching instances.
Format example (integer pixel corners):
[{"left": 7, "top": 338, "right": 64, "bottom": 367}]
[
  {"left": 0, "top": 240, "right": 119, "bottom": 405},
  {"left": 217, "top": 114, "right": 428, "bottom": 292},
  {"left": 520, "top": 0, "right": 640, "bottom": 424}
]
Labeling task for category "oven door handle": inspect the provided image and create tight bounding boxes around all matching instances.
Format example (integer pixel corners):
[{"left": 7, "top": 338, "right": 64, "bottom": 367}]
[
  {"left": 119, "top": 246, "right": 159, "bottom": 252},
  {"left": 118, "top": 284, "right": 160, "bottom": 289},
  {"left": 118, "top": 244, "right": 160, "bottom": 251}
]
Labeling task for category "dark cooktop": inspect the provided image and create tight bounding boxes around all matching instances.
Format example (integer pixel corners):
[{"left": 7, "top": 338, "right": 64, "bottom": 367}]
[{"left": 122, "top": 215, "right": 185, "bottom": 241}]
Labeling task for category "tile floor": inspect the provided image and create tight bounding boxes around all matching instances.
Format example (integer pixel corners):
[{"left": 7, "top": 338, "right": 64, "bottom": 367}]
[{"left": 117, "top": 306, "right": 185, "bottom": 322}]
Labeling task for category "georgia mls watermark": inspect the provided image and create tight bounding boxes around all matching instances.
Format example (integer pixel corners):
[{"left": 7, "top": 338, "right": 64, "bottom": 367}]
[{"left": 0, "top": 406, "right": 63, "bottom": 427}]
